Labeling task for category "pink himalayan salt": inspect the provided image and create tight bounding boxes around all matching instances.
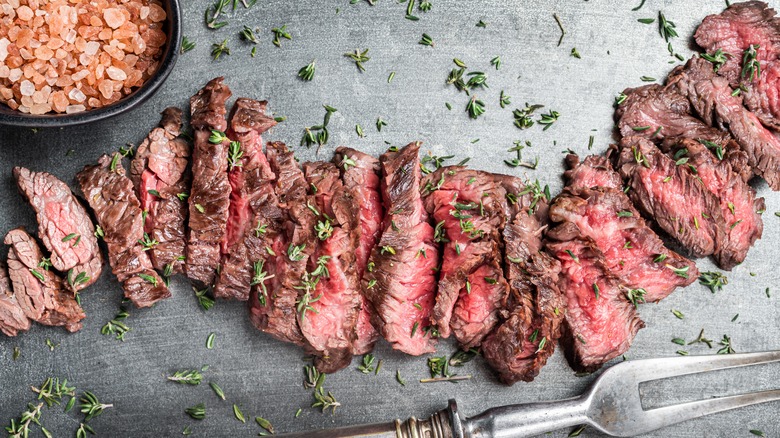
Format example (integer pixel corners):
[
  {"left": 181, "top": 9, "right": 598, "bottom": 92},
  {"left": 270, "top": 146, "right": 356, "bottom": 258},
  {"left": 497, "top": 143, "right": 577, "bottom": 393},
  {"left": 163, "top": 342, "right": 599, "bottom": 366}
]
[{"left": 103, "top": 8, "right": 126, "bottom": 29}]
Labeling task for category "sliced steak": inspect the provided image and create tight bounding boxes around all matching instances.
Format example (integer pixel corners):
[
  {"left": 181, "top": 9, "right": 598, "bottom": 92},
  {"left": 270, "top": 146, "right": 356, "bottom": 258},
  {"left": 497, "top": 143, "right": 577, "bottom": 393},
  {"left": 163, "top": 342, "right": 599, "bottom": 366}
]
[
  {"left": 564, "top": 154, "right": 623, "bottom": 190},
  {"left": 670, "top": 57, "right": 780, "bottom": 190},
  {"left": 5, "top": 228, "right": 84, "bottom": 332},
  {"left": 0, "top": 261, "right": 30, "bottom": 337},
  {"left": 616, "top": 136, "right": 729, "bottom": 263},
  {"left": 77, "top": 154, "right": 171, "bottom": 308},
  {"left": 214, "top": 98, "right": 277, "bottom": 300},
  {"left": 248, "top": 141, "right": 314, "bottom": 347},
  {"left": 363, "top": 142, "right": 439, "bottom": 356},
  {"left": 129, "top": 107, "right": 190, "bottom": 274},
  {"left": 660, "top": 138, "right": 764, "bottom": 269},
  {"left": 333, "top": 147, "right": 382, "bottom": 355},
  {"left": 422, "top": 167, "right": 508, "bottom": 349},
  {"left": 186, "top": 77, "right": 233, "bottom": 285},
  {"left": 14, "top": 167, "right": 103, "bottom": 293},
  {"left": 547, "top": 238, "right": 645, "bottom": 373}
]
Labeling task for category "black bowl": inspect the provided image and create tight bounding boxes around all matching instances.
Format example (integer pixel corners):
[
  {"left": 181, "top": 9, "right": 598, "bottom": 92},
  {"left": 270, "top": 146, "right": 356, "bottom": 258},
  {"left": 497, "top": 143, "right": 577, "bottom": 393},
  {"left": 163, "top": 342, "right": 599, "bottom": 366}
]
[{"left": 0, "top": 0, "right": 181, "bottom": 128}]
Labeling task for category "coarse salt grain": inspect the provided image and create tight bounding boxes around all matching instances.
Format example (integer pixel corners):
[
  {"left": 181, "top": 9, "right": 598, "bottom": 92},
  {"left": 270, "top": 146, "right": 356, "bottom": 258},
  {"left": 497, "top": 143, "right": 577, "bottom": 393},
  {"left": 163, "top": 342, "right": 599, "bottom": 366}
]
[
  {"left": 19, "top": 79, "right": 34, "bottom": 96},
  {"left": 103, "top": 8, "right": 126, "bottom": 29},
  {"left": 65, "top": 104, "right": 85, "bottom": 114},
  {"left": 105, "top": 66, "right": 126, "bottom": 81},
  {"left": 68, "top": 87, "right": 86, "bottom": 102}
]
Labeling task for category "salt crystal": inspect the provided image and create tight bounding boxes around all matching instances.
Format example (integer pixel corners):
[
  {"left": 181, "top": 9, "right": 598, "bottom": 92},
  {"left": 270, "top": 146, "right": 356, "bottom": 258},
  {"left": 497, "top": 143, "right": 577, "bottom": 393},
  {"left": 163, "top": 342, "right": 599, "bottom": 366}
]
[
  {"left": 19, "top": 80, "right": 35, "bottom": 96},
  {"left": 64, "top": 29, "right": 76, "bottom": 44},
  {"left": 35, "top": 46, "right": 54, "bottom": 61},
  {"left": 20, "top": 95, "right": 34, "bottom": 107},
  {"left": 140, "top": 6, "right": 149, "bottom": 20},
  {"left": 0, "top": 66, "right": 9, "bottom": 78},
  {"left": 147, "top": 4, "right": 166, "bottom": 22},
  {"left": 68, "top": 87, "right": 86, "bottom": 102},
  {"left": 84, "top": 41, "right": 100, "bottom": 56},
  {"left": 30, "top": 103, "right": 51, "bottom": 115},
  {"left": 103, "top": 8, "right": 126, "bottom": 29},
  {"left": 106, "top": 66, "right": 126, "bottom": 81},
  {"left": 65, "top": 104, "right": 85, "bottom": 114},
  {"left": 0, "top": 38, "right": 9, "bottom": 62},
  {"left": 8, "top": 0, "right": 19, "bottom": 9},
  {"left": 98, "top": 79, "right": 115, "bottom": 99},
  {"left": 71, "top": 69, "right": 89, "bottom": 81},
  {"left": 18, "top": 105, "right": 30, "bottom": 113},
  {"left": 8, "top": 68, "right": 22, "bottom": 82},
  {"left": 79, "top": 53, "right": 91, "bottom": 66},
  {"left": 16, "top": 5, "right": 33, "bottom": 21}
]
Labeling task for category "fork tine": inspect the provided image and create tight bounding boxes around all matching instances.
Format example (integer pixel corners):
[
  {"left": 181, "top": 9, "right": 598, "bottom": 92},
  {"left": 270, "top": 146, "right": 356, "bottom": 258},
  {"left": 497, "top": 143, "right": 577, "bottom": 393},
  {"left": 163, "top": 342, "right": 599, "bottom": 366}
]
[
  {"left": 638, "top": 389, "right": 780, "bottom": 433},
  {"left": 629, "top": 351, "right": 780, "bottom": 382}
]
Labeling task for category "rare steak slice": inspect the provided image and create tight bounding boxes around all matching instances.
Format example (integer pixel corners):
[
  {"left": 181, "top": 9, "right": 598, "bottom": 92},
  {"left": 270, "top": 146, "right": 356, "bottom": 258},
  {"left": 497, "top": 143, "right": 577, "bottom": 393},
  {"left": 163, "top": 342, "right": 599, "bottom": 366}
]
[
  {"left": 547, "top": 238, "right": 645, "bottom": 373},
  {"left": 616, "top": 136, "right": 728, "bottom": 261},
  {"left": 214, "top": 98, "right": 277, "bottom": 300},
  {"left": 186, "top": 77, "right": 233, "bottom": 285},
  {"left": 77, "top": 154, "right": 171, "bottom": 308},
  {"left": 564, "top": 154, "right": 623, "bottom": 191},
  {"left": 0, "top": 261, "right": 30, "bottom": 337},
  {"left": 333, "top": 147, "right": 382, "bottom": 355},
  {"left": 298, "top": 162, "right": 362, "bottom": 373},
  {"left": 5, "top": 228, "right": 84, "bottom": 332},
  {"left": 661, "top": 138, "right": 765, "bottom": 269},
  {"left": 14, "top": 167, "right": 103, "bottom": 293},
  {"left": 129, "top": 107, "right": 190, "bottom": 275},
  {"left": 364, "top": 142, "right": 439, "bottom": 356},
  {"left": 422, "top": 167, "right": 508, "bottom": 349},
  {"left": 670, "top": 57, "right": 780, "bottom": 190},
  {"left": 249, "top": 141, "right": 313, "bottom": 347}
]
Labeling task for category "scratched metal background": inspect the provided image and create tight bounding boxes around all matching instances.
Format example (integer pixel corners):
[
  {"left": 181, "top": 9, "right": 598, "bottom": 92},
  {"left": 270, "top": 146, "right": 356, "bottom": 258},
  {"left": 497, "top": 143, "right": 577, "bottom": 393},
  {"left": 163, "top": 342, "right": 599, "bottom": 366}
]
[{"left": 0, "top": 1, "right": 778, "bottom": 436}]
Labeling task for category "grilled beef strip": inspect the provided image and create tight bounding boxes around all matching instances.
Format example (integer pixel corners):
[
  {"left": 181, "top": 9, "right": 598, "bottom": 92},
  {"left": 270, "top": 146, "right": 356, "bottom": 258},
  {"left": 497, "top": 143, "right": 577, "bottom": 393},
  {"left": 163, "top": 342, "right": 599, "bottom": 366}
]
[
  {"left": 5, "top": 228, "right": 85, "bottom": 332},
  {"left": 363, "top": 142, "right": 440, "bottom": 356},
  {"left": 186, "top": 77, "right": 233, "bottom": 285},
  {"left": 547, "top": 238, "right": 645, "bottom": 373},
  {"left": 248, "top": 141, "right": 314, "bottom": 347},
  {"left": 0, "top": 261, "right": 30, "bottom": 337},
  {"left": 214, "top": 98, "right": 277, "bottom": 301},
  {"left": 332, "top": 147, "right": 382, "bottom": 355},
  {"left": 77, "top": 154, "right": 171, "bottom": 308},
  {"left": 13, "top": 167, "right": 103, "bottom": 293},
  {"left": 564, "top": 154, "right": 623, "bottom": 191},
  {"left": 659, "top": 138, "right": 765, "bottom": 269},
  {"left": 129, "top": 107, "right": 190, "bottom": 275},
  {"left": 422, "top": 167, "right": 509, "bottom": 349}
]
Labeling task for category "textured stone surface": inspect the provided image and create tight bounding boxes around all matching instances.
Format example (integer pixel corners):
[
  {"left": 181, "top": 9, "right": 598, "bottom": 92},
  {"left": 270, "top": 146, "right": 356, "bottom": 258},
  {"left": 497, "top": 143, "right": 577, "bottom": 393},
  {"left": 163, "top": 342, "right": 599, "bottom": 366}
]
[{"left": 0, "top": 1, "right": 778, "bottom": 436}]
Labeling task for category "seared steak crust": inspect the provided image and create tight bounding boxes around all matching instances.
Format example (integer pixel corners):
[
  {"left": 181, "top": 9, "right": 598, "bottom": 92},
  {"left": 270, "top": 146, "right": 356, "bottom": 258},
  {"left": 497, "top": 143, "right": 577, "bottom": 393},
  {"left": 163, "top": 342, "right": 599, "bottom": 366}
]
[
  {"left": 564, "top": 154, "right": 623, "bottom": 191},
  {"left": 0, "top": 260, "right": 30, "bottom": 337}
]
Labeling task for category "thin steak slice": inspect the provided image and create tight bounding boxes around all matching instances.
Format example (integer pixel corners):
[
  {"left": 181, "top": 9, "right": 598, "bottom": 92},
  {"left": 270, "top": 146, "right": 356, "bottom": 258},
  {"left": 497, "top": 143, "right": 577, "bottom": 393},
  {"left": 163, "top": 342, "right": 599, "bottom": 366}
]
[
  {"left": 186, "top": 77, "right": 232, "bottom": 285},
  {"left": 298, "top": 162, "right": 362, "bottom": 373},
  {"left": 14, "top": 167, "right": 103, "bottom": 293},
  {"left": 77, "top": 154, "right": 171, "bottom": 308},
  {"left": 214, "top": 98, "right": 277, "bottom": 300},
  {"left": 129, "top": 107, "right": 190, "bottom": 274},
  {"left": 564, "top": 154, "right": 623, "bottom": 191},
  {"left": 333, "top": 147, "right": 382, "bottom": 355},
  {"left": 5, "top": 228, "right": 84, "bottom": 332},
  {"left": 547, "top": 238, "right": 645, "bottom": 373},
  {"left": 0, "top": 261, "right": 30, "bottom": 337},
  {"left": 363, "top": 142, "right": 439, "bottom": 356},
  {"left": 660, "top": 138, "right": 764, "bottom": 269},
  {"left": 670, "top": 57, "right": 780, "bottom": 190},
  {"left": 422, "top": 167, "right": 509, "bottom": 349},
  {"left": 248, "top": 141, "right": 314, "bottom": 347},
  {"left": 615, "top": 136, "right": 728, "bottom": 262}
]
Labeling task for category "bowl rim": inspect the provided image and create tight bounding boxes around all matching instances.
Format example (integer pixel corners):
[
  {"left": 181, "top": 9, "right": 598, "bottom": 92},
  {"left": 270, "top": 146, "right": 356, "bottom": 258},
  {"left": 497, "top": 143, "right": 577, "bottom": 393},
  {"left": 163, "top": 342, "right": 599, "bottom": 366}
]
[{"left": 0, "top": 0, "right": 182, "bottom": 128}]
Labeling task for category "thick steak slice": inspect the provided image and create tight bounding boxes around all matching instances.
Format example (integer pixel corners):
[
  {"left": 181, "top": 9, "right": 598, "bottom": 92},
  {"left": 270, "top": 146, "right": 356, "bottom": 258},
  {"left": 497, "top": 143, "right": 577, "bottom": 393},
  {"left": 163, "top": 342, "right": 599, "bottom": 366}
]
[
  {"left": 0, "top": 261, "right": 30, "bottom": 336},
  {"left": 248, "top": 141, "right": 313, "bottom": 346},
  {"left": 670, "top": 57, "right": 780, "bottom": 190},
  {"left": 186, "top": 77, "right": 232, "bottom": 285},
  {"left": 547, "top": 238, "right": 645, "bottom": 373},
  {"left": 422, "top": 168, "right": 508, "bottom": 348},
  {"left": 298, "top": 162, "right": 361, "bottom": 373},
  {"left": 5, "top": 228, "right": 84, "bottom": 332},
  {"left": 616, "top": 84, "right": 731, "bottom": 146},
  {"left": 661, "top": 138, "right": 764, "bottom": 269},
  {"left": 214, "top": 98, "right": 277, "bottom": 300},
  {"left": 129, "top": 107, "right": 190, "bottom": 274},
  {"left": 77, "top": 155, "right": 170, "bottom": 308},
  {"left": 564, "top": 154, "right": 623, "bottom": 191},
  {"left": 616, "top": 136, "right": 728, "bottom": 261},
  {"left": 364, "top": 142, "right": 439, "bottom": 356},
  {"left": 333, "top": 147, "right": 382, "bottom": 355},
  {"left": 13, "top": 167, "right": 103, "bottom": 293}
]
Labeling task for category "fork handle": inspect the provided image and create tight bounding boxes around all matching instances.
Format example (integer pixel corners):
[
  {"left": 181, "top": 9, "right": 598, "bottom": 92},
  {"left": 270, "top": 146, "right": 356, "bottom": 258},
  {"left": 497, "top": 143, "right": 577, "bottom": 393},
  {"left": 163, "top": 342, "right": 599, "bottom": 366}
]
[{"left": 462, "top": 396, "right": 590, "bottom": 438}]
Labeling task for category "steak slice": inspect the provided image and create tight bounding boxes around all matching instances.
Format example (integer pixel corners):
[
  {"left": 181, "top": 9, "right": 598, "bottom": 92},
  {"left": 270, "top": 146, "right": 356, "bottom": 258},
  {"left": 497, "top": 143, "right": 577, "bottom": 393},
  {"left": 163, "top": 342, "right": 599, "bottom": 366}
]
[
  {"left": 364, "top": 142, "right": 439, "bottom": 356},
  {"left": 248, "top": 141, "right": 313, "bottom": 347},
  {"left": 333, "top": 147, "right": 382, "bottom": 355},
  {"left": 186, "top": 77, "right": 232, "bottom": 285},
  {"left": 660, "top": 138, "right": 764, "bottom": 269},
  {"left": 616, "top": 136, "right": 729, "bottom": 261},
  {"left": 14, "top": 167, "right": 103, "bottom": 293},
  {"left": 214, "top": 98, "right": 277, "bottom": 300},
  {"left": 0, "top": 261, "right": 30, "bottom": 337},
  {"left": 547, "top": 238, "right": 645, "bottom": 373},
  {"left": 129, "top": 107, "right": 190, "bottom": 275},
  {"left": 670, "top": 57, "right": 780, "bottom": 190},
  {"left": 422, "top": 167, "right": 508, "bottom": 348},
  {"left": 564, "top": 154, "right": 623, "bottom": 191},
  {"left": 5, "top": 228, "right": 84, "bottom": 332},
  {"left": 77, "top": 154, "right": 171, "bottom": 308}
]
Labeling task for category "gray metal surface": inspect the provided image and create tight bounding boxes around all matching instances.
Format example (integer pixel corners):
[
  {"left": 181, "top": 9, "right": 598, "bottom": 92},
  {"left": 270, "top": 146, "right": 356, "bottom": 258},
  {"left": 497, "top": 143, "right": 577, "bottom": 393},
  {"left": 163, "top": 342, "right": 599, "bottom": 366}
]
[{"left": 0, "top": 1, "right": 778, "bottom": 436}]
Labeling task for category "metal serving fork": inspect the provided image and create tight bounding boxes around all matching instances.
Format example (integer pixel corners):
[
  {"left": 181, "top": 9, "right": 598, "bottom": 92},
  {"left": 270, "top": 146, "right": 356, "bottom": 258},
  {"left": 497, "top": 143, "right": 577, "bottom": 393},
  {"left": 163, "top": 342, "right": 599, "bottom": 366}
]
[{"left": 277, "top": 351, "right": 780, "bottom": 437}]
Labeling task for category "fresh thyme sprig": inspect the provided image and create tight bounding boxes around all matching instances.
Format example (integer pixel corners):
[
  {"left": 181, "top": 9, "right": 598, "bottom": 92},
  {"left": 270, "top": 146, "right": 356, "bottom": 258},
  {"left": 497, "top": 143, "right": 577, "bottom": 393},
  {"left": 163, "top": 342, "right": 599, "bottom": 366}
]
[
  {"left": 167, "top": 370, "right": 204, "bottom": 385},
  {"left": 227, "top": 141, "right": 244, "bottom": 170},
  {"left": 271, "top": 25, "right": 292, "bottom": 47},
  {"left": 181, "top": 37, "right": 196, "bottom": 54},
  {"left": 194, "top": 287, "right": 215, "bottom": 311},
  {"left": 298, "top": 60, "right": 315, "bottom": 81},
  {"left": 185, "top": 403, "right": 206, "bottom": 420},
  {"left": 699, "top": 271, "right": 728, "bottom": 293},
  {"left": 357, "top": 354, "right": 376, "bottom": 374},
  {"left": 311, "top": 388, "right": 340, "bottom": 414},
  {"left": 31, "top": 377, "right": 75, "bottom": 407},
  {"left": 466, "top": 96, "right": 485, "bottom": 119},
  {"left": 240, "top": 25, "right": 259, "bottom": 44},
  {"left": 101, "top": 306, "right": 130, "bottom": 341},
  {"left": 5, "top": 403, "right": 44, "bottom": 438},
  {"left": 419, "top": 33, "right": 434, "bottom": 47},
  {"left": 211, "top": 39, "right": 231, "bottom": 60},
  {"left": 80, "top": 391, "right": 112, "bottom": 421},
  {"left": 344, "top": 48, "right": 370, "bottom": 72}
]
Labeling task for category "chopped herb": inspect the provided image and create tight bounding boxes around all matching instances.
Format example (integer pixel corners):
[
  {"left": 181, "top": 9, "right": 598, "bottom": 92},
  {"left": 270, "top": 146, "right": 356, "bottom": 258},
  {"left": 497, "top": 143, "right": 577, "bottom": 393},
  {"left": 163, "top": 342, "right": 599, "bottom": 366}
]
[
  {"left": 672, "top": 338, "right": 686, "bottom": 346},
  {"left": 570, "top": 47, "right": 581, "bottom": 58},
  {"left": 717, "top": 335, "right": 735, "bottom": 354},
  {"left": 701, "top": 49, "right": 729, "bottom": 72},
  {"left": 227, "top": 141, "right": 244, "bottom": 170},
  {"left": 741, "top": 44, "right": 761, "bottom": 82},
  {"left": 194, "top": 287, "right": 215, "bottom": 311},
  {"left": 311, "top": 388, "right": 340, "bottom": 414},
  {"left": 233, "top": 404, "right": 246, "bottom": 423},
  {"left": 181, "top": 37, "right": 196, "bottom": 54},
  {"left": 211, "top": 39, "right": 230, "bottom": 60},
  {"left": 750, "top": 430, "right": 765, "bottom": 437},
  {"left": 298, "top": 60, "right": 316, "bottom": 81},
  {"left": 138, "top": 233, "right": 159, "bottom": 251},
  {"left": 658, "top": 11, "right": 678, "bottom": 42},
  {"left": 357, "top": 354, "right": 376, "bottom": 374},
  {"left": 344, "top": 48, "right": 370, "bottom": 72},
  {"left": 499, "top": 90, "right": 511, "bottom": 108},
  {"left": 640, "top": 76, "right": 656, "bottom": 82},
  {"left": 569, "top": 425, "right": 587, "bottom": 437},
  {"left": 396, "top": 369, "right": 406, "bottom": 386},
  {"left": 538, "top": 109, "right": 559, "bottom": 130},
  {"left": 138, "top": 273, "right": 158, "bottom": 286},
  {"left": 490, "top": 56, "right": 502, "bottom": 69},
  {"left": 699, "top": 271, "right": 728, "bottom": 293},
  {"left": 592, "top": 283, "right": 600, "bottom": 299},
  {"left": 616, "top": 210, "right": 633, "bottom": 218},
  {"left": 419, "top": 33, "right": 434, "bottom": 47},
  {"left": 553, "top": 13, "right": 565, "bottom": 47},
  {"left": 205, "top": 0, "right": 230, "bottom": 29},
  {"left": 688, "top": 329, "right": 713, "bottom": 348},
  {"left": 101, "top": 307, "right": 131, "bottom": 341},
  {"left": 271, "top": 24, "right": 292, "bottom": 47},
  {"left": 185, "top": 403, "right": 206, "bottom": 420},
  {"left": 667, "top": 264, "right": 690, "bottom": 279},
  {"left": 631, "top": 0, "right": 646, "bottom": 10},
  {"left": 564, "top": 249, "right": 579, "bottom": 262},
  {"left": 80, "top": 391, "right": 112, "bottom": 421},
  {"left": 209, "top": 382, "right": 225, "bottom": 400},
  {"left": 671, "top": 309, "right": 685, "bottom": 320},
  {"left": 476, "top": 20, "right": 487, "bottom": 28},
  {"left": 387, "top": 71, "right": 396, "bottom": 83},
  {"left": 376, "top": 117, "right": 387, "bottom": 132},
  {"left": 450, "top": 348, "right": 479, "bottom": 366},
  {"left": 168, "top": 370, "right": 203, "bottom": 385},
  {"left": 287, "top": 244, "right": 306, "bottom": 262},
  {"left": 466, "top": 96, "right": 486, "bottom": 119},
  {"left": 206, "top": 333, "right": 216, "bottom": 349},
  {"left": 625, "top": 288, "right": 646, "bottom": 307}
]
